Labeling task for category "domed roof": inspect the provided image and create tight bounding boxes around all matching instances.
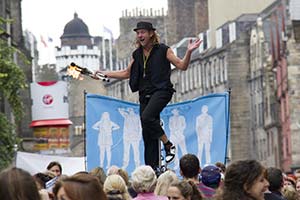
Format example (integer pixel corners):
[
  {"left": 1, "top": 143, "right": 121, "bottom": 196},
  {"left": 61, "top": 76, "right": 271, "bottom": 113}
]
[{"left": 61, "top": 13, "right": 91, "bottom": 39}]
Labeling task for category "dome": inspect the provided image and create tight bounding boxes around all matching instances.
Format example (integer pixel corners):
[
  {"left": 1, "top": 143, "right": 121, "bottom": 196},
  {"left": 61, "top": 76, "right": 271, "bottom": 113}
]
[{"left": 61, "top": 13, "right": 91, "bottom": 39}]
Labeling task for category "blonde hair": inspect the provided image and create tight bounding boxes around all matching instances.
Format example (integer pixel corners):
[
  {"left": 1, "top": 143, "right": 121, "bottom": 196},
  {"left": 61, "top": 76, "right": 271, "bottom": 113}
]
[
  {"left": 154, "top": 170, "right": 178, "bottom": 196},
  {"left": 134, "top": 30, "right": 160, "bottom": 48},
  {"left": 103, "top": 174, "right": 131, "bottom": 200},
  {"left": 283, "top": 185, "right": 300, "bottom": 200},
  {"left": 89, "top": 166, "right": 107, "bottom": 186},
  {"left": 131, "top": 165, "right": 157, "bottom": 193}
]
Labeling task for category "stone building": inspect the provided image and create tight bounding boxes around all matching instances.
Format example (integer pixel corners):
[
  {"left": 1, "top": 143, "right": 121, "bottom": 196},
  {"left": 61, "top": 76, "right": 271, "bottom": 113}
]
[
  {"left": 167, "top": 0, "right": 208, "bottom": 45},
  {"left": 56, "top": 13, "right": 101, "bottom": 73},
  {"left": 23, "top": 30, "right": 39, "bottom": 82},
  {"left": 0, "top": 0, "right": 32, "bottom": 138},
  {"left": 287, "top": 0, "right": 300, "bottom": 171}
]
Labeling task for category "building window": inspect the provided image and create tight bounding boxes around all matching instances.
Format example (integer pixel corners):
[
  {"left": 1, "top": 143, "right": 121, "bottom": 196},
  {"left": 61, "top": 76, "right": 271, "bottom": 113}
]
[
  {"left": 224, "top": 57, "right": 228, "bottom": 82},
  {"left": 215, "top": 59, "right": 219, "bottom": 84},
  {"left": 193, "top": 64, "right": 198, "bottom": 88},
  {"left": 220, "top": 58, "right": 224, "bottom": 83},
  {"left": 207, "top": 62, "right": 211, "bottom": 88},
  {"left": 185, "top": 71, "right": 189, "bottom": 92},
  {"left": 205, "top": 63, "right": 209, "bottom": 89},
  {"left": 189, "top": 65, "right": 194, "bottom": 90},
  {"left": 180, "top": 72, "right": 185, "bottom": 93},
  {"left": 75, "top": 125, "right": 83, "bottom": 136}
]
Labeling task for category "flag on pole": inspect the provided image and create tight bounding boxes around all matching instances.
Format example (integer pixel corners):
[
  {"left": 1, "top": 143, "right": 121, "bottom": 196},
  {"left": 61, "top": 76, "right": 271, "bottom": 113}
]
[
  {"left": 103, "top": 25, "right": 113, "bottom": 40},
  {"left": 40, "top": 35, "right": 47, "bottom": 48}
]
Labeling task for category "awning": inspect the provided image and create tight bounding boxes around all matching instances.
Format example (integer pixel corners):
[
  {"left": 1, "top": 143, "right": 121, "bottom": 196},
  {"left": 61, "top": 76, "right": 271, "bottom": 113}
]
[{"left": 30, "top": 119, "right": 73, "bottom": 127}]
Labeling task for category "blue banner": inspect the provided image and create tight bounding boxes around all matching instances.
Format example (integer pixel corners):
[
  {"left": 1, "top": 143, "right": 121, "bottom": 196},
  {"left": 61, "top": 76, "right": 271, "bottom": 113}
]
[{"left": 86, "top": 92, "right": 230, "bottom": 175}]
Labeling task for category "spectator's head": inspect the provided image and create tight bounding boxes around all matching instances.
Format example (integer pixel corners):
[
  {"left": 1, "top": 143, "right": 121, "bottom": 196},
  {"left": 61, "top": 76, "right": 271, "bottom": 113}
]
[
  {"left": 284, "top": 173, "right": 297, "bottom": 188},
  {"left": 215, "top": 162, "right": 226, "bottom": 174},
  {"left": 282, "top": 185, "right": 299, "bottom": 200},
  {"left": 154, "top": 170, "right": 179, "bottom": 196},
  {"left": 89, "top": 166, "right": 107, "bottom": 186},
  {"left": 47, "top": 161, "right": 62, "bottom": 176},
  {"left": 167, "top": 180, "right": 202, "bottom": 200},
  {"left": 219, "top": 160, "right": 269, "bottom": 200},
  {"left": 296, "top": 180, "right": 300, "bottom": 196},
  {"left": 131, "top": 165, "right": 157, "bottom": 193},
  {"left": 200, "top": 165, "right": 221, "bottom": 189},
  {"left": 107, "top": 165, "right": 120, "bottom": 176},
  {"left": 0, "top": 167, "right": 40, "bottom": 200},
  {"left": 294, "top": 169, "right": 300, "bottom": 180},
  {"left": 103, "top": 174, "right": 131, "bottom": 200},
  {"left": 117, "top": 168, "right": 130, "bottom": 186},
  {"left": 265, "top": 167, "right": 284, "bottom": 192},
  {"left": 53, "top": 173, "right": 107, "bottom": 200},
  {"left": 179, "top": 154, "right": 200, "bottom": 179}
]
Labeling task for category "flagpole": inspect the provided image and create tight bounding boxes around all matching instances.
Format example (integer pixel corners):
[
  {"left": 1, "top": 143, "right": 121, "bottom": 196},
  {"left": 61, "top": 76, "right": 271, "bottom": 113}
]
[
  {"left": 109, "top": 38, "right": 113, "bottom": 71},
  {"left": 224, "top": 88, "right": 231, "bottom": 165},
  {"left": 83, "top": 90, "right": 87, "bottom": 171},
  {"left": 102, "top": 37, "right": 106, "bottom": 69}
]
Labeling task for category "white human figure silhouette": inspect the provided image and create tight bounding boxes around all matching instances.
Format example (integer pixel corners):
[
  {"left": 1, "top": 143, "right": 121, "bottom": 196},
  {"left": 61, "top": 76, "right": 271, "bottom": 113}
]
[
  {"left": 92, "top": 112, "right": 120, "bottom": 169},
  {"left": 118, "top": 107, "right": 142, "bottom": 169},
  {"left": 169, "top": 108, "right": 188, "bottom": 169},
  {"left": 195, "top": 105, "right": 213, "bottom": 165}
]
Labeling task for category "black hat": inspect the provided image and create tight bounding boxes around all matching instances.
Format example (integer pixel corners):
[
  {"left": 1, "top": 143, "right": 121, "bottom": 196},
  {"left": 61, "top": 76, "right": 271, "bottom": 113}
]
[{"left": 133, "top": 21, "right": 156, "bottom": 31}]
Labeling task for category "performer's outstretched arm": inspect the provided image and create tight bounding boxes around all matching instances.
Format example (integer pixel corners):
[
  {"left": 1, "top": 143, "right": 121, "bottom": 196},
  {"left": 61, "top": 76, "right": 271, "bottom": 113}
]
[
  {"left": 96, "top": 59, "right": 134, "bottom": 79},
  {"left": 167, "top": 38, "right": 202, "bottom": 70}
]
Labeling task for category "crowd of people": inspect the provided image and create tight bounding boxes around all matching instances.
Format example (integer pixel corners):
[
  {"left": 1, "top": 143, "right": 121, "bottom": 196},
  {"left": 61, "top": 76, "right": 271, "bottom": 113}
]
[{"left": 1, "top": 155, "right": 300, "bottom": 200}]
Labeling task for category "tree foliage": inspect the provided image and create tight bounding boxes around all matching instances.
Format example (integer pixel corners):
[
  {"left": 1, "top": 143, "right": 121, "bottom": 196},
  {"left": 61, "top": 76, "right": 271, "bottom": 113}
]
[
  {"left": 0, "top": 17, "right": 28, "bottom": 170},
  {"left": 0, "top": 113, "right": 19, "bottom": 170}
]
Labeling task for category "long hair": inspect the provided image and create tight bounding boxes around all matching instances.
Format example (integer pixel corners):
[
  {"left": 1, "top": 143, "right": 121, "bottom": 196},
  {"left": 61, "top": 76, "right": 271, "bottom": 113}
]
[
  {"left": 0, "top": 167, "right": 40, "bottom": 200},
  {"left": 169, "top": 180, "right": 202, "bottom": 200},
  {"left": 53, "top": 173, "right": 107, "bottom": 200},
  {"left": 215, "top": 160, "right": 265, "bottom": 200},
  {"left": 89, "top": 166, "right": 107, "bottom": 186},
  {"left": 134, "top": 30, "right": 160, "bottom": 48}
]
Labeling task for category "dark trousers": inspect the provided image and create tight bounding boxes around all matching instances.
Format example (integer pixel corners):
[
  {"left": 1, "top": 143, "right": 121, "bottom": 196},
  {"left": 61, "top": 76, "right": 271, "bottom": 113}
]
[{"left": 139, "top": 90, "right": 173, "bottom": 168}]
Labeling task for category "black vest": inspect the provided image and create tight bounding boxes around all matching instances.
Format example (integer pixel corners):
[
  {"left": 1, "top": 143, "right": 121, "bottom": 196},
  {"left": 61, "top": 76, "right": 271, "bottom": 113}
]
[{"left": 129, "top": 43, "right": 173, "bottom": 92}]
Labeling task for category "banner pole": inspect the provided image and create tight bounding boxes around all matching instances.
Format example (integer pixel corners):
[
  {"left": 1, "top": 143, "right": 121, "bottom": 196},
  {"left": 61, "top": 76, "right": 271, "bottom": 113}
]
[
  {"left": 84, "top": 90, "right": 87, "bottom": 171},
  {"left": 224, "top": 88, "right": 231, "bottom": 166}
]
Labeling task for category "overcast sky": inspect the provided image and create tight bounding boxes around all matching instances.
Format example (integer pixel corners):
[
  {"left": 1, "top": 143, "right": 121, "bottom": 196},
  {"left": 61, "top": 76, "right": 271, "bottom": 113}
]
[{"left": 22, "top": 0, "right": 167, "bottom": 64}]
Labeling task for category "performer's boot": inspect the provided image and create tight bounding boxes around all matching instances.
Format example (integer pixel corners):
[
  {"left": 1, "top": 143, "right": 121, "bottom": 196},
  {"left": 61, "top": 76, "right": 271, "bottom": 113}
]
[{"left": 164, "top": 141, "right": 176, "bottom": 163}]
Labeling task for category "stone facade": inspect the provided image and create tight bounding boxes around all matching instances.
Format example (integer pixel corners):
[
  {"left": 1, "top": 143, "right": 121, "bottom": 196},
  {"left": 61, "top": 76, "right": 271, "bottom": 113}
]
[
  {"left": 287, "top": 25, "right": 300, "bottom": 170},
  {"left": 0, "top": 0, "right": 33, "bottom": 138},
  {"left": 167, "top": 0, "right": 208, "bottom": 45}
]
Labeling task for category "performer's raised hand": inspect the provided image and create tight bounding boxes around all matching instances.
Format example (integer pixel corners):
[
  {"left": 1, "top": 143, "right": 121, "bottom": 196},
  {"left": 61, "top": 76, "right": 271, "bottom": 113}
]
[{"left": 187, "top": 38, "right": 202, "bottom": 52}]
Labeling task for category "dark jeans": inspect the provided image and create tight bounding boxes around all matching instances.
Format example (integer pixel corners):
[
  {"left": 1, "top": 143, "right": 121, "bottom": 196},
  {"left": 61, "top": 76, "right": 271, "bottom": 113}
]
[{"left": 139, "top": 89, "right": 173, "bottom": 168}]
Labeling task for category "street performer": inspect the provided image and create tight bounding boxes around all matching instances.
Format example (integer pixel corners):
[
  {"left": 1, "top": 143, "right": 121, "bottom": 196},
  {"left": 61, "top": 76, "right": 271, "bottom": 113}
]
[{"left": 97, "top": 21, "right": 201, "bottom": 171}]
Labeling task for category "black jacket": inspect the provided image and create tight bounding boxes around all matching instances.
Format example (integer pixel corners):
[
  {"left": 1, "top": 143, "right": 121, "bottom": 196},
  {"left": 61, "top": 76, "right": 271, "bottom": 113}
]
[{"left": 264, "top": 191, "right": 287, "bottom": 200}]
